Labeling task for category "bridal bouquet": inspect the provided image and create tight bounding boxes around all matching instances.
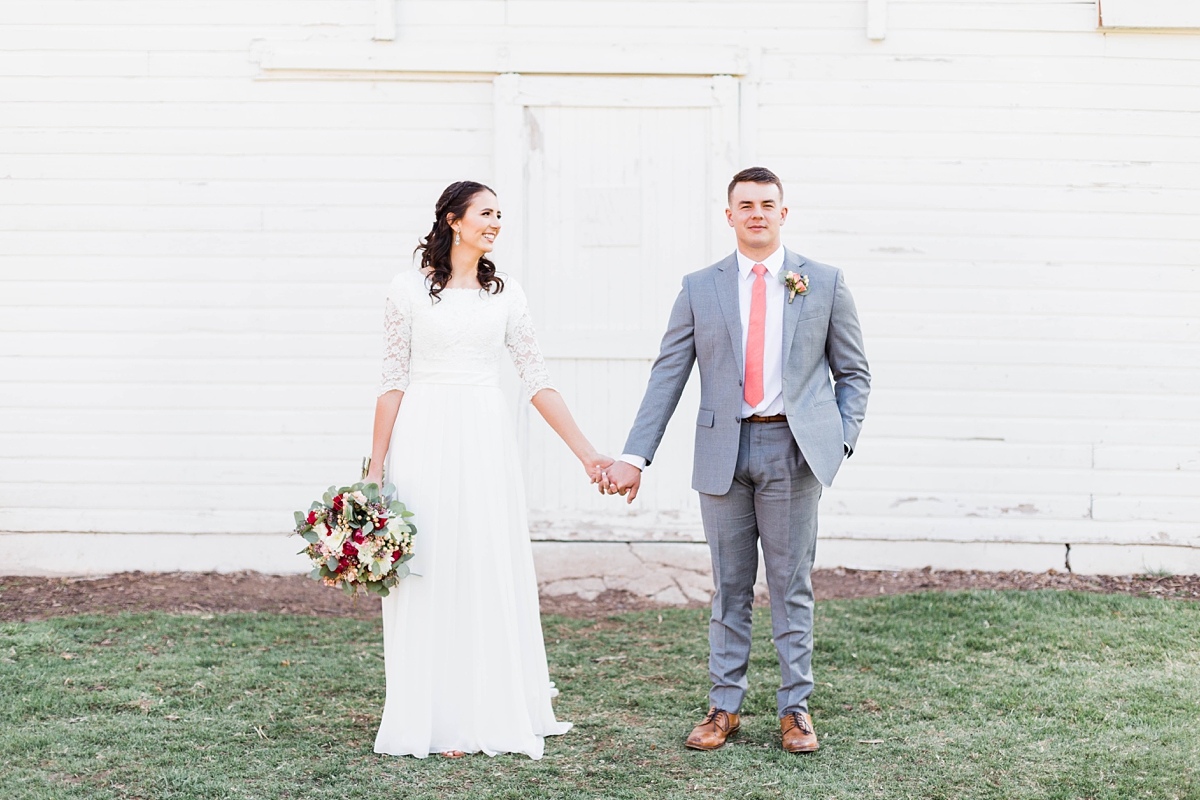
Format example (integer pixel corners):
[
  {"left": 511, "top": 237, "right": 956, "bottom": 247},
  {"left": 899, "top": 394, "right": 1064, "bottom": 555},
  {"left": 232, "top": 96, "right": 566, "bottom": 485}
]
[{"left": 293, "top": 481, "right": 417, "bottom": 597}]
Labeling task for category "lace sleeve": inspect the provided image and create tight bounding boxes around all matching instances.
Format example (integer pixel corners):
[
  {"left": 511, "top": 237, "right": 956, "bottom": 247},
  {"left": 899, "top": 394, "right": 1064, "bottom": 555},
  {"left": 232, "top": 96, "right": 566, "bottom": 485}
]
[
  {"left": 378, "top": 297, "right": 411, "bottom": 396},
  {"left": 505, "top": 291, "right": 554, "bottom": 401}
]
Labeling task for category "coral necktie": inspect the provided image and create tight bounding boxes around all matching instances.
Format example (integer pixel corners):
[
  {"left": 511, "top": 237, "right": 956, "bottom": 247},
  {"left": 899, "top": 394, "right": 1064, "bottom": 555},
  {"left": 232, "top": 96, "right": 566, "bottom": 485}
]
[{"left": 744, "top": 263, "right": 767, "bottom": 408}]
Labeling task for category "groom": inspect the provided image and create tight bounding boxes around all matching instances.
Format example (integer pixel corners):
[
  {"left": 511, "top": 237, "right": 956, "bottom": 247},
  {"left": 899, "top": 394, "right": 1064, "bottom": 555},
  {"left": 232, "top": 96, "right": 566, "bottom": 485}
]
[{"left": 603, "top": 167, "right": 870, "bottom": 753}]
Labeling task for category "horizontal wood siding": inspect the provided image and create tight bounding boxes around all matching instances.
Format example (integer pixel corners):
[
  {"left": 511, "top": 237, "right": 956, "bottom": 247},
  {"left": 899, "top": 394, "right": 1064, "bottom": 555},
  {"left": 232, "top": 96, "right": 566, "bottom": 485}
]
[
  {"left": 1, "top": 0, "right": 1197, "bottom": 565},
  {"left": 0, "top": 0, "right": 495, "bottom": 537},
  {"left": 751, "top": 12, "right": 1200, "bottom": 554}
]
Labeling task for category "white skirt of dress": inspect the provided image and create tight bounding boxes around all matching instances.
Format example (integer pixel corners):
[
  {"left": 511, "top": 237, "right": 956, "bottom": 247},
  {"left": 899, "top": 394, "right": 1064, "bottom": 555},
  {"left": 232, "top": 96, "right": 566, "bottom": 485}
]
[{"left": 373, "top": 377, "right": 571, "bottom": 760}]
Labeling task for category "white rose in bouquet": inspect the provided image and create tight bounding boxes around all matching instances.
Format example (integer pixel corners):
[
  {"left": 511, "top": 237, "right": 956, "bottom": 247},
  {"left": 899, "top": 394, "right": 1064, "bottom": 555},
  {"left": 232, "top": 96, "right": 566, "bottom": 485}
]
[
  {"left": 367, "top": 548, "right": 395, "bottom": 577},
  {"left": 317, "top": 524, "right": 345, "bottom": 555}
]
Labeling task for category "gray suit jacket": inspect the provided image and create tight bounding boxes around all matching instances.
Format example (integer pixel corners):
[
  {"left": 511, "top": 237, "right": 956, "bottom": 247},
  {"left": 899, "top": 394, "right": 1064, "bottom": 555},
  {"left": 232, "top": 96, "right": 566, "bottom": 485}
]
[{"left": 623, "top": 248, "right": 870, "bottom": 492}]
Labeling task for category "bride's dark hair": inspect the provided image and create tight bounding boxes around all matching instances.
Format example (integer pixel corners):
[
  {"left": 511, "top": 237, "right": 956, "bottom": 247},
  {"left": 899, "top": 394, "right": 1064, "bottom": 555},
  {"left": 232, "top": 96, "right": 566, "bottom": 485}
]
[{"left": 414, "top": 180, "right": 505, "bottom": 302}]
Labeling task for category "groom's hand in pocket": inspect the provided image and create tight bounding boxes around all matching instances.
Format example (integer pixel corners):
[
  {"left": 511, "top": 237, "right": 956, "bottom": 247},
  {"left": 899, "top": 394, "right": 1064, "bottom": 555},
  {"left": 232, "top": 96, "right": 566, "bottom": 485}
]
[{"left": 604, "top": 461, "right": 641, "bottom": 504}]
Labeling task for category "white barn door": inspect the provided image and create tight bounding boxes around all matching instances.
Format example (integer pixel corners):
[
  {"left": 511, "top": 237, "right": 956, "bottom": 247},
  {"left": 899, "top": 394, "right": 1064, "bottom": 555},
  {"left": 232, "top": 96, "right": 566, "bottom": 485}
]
[{"left": 494, "top": 75, "right": 738, "bottom": 532}]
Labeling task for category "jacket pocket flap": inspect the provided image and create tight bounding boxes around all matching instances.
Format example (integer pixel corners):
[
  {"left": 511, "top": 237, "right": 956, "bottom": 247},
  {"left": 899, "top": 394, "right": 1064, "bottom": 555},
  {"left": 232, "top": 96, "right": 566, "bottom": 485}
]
[{"left": 696, "top": 408, "right": 715, "bottom": 428}]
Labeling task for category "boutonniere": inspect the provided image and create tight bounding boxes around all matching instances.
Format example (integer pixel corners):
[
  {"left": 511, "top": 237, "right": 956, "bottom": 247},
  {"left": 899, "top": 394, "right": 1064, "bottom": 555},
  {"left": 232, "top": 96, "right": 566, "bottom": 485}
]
[{"left": 780, "top": 271, "right": 809, "bottom": 303}]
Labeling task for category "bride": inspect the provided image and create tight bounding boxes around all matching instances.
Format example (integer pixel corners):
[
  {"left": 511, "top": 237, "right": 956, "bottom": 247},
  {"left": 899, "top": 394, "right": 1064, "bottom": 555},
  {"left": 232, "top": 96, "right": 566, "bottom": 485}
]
[{"left": 363, "top": 180, "right": 612, "bottom": 760}]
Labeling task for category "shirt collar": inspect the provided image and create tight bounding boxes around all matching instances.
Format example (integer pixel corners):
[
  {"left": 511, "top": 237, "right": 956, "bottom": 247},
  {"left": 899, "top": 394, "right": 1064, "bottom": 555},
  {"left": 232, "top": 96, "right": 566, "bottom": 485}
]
[{"left": 736, "top": 246, "right": 786, "bottom": 280}]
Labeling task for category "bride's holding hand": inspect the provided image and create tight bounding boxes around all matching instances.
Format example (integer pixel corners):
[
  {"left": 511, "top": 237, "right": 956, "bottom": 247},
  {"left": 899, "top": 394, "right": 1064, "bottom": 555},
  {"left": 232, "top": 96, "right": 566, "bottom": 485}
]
[{"left": 364, "top": 180, "right": 610, "bottom": 760}]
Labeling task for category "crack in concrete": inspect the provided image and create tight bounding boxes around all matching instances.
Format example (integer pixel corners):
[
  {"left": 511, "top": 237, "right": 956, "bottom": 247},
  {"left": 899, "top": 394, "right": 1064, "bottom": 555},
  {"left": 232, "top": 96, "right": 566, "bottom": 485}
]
[
  {"left": 627, "top": 542, "right": 703, "bottom": 604},
  {"left": 535, "top": 542, "right": 766, "bottom": 606}
]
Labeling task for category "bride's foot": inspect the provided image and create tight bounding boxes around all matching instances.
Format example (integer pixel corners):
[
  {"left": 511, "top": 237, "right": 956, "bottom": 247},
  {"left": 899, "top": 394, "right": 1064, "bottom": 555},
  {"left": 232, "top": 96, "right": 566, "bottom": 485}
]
[{"left": 439, "top": 750, "right": 466, "bottom": 759}]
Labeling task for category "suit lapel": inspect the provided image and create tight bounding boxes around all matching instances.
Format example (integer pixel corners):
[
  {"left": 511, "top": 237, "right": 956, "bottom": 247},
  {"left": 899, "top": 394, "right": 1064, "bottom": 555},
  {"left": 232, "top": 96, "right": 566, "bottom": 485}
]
[
  {"left": 781, "top": 248, "right": 809, "bottom": 365},
  {"left": 714, "top": 253, "right": 743, "bottom": 378}
]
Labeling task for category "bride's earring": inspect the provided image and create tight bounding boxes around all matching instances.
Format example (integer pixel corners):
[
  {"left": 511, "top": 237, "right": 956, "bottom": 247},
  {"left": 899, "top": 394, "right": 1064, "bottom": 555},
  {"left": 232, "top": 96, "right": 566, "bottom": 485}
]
[{"left": 454, "top": 229, "right": 461, "bottom": 246}]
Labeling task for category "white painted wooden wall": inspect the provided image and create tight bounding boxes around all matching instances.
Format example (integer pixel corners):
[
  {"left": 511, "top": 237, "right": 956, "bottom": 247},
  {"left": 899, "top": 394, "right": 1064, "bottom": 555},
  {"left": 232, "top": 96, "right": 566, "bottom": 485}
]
[{"left": 1, "top": 0, "right": 1198, "bottom": 575}]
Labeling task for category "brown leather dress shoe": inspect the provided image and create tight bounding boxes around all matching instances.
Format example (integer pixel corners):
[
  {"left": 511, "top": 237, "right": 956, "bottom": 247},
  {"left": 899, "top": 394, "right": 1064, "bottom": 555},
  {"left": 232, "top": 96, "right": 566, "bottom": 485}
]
[
  {"left": 685, "top": 707, "right": 740, "bottom": 750},
  {"left": 781, "top": 711, "right": 819, "bottom": 753}
]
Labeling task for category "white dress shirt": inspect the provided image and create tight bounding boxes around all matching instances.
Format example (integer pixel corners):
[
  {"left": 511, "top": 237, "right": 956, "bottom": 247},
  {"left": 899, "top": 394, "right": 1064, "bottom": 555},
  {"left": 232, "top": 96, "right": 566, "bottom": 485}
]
[{"left": 736, "top": 246, "right": 787, "bottom": 418}]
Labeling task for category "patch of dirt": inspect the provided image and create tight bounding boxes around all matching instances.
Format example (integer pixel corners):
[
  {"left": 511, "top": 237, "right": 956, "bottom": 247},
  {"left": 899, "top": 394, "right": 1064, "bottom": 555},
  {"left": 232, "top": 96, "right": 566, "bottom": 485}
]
[
  {"left": 1, "top": 568, "right": 1196, "bottom": 623},
  {"left": 0, "top": 571, "right": 384, "bottom": 624}
]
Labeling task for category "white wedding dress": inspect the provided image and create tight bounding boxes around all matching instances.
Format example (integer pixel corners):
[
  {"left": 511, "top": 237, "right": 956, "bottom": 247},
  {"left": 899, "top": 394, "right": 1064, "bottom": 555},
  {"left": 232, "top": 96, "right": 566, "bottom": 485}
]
[{"left": 372, "top": 269, "right": 572, "bottom": 760}]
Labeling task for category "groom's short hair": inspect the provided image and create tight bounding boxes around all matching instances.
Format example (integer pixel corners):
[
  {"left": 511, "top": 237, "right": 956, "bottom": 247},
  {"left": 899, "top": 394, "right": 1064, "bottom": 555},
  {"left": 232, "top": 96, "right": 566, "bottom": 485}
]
[{"left": 728, "top": 167, "right": 784, "bottom": 203}]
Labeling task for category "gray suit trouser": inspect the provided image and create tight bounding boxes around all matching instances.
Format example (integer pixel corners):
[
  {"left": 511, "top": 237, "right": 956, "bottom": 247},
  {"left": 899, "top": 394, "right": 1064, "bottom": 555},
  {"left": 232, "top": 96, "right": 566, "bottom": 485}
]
[{"left": 699, "top": 419, "right": 822, "bottom": 717}]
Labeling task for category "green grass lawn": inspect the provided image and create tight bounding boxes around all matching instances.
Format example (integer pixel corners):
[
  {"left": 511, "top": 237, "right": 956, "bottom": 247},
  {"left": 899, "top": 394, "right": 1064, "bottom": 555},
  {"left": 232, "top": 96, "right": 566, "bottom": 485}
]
[{"left": 2, "top": 590, "right": 1198, "bottom": 799}]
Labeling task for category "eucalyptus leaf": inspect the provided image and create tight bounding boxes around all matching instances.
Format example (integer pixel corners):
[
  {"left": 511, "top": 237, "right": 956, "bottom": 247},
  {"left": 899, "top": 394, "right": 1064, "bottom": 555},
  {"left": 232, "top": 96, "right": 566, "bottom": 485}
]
[
  {"left": 325, "top": 555, "right": 339, "bottom": 571},
  {"left": 395, "top": 563, "right": 410, "bottom": 579},
  {"left": 301, "top": 530, "right": 319, "bottom": 544},
  {"left": 382, "top": 483, "right": 396, "bottom": 498},
  {"left": 293, "top": 511, "right": 305, "bottom": 526},
  {"left": 309, "top": 568, "right": 322, "bottom": 580}
]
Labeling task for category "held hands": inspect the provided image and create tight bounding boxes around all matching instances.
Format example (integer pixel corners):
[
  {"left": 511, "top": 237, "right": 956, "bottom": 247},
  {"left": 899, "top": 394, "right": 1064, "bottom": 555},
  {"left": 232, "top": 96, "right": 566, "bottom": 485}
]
[
  {"left": 584, "top": 453, "right": 615, "bottom": 487},
  {"left": 600, "top": 460, "right": 641, "bottom": 504},
  {"left": 583, "top": 454, "right": 641, "bottom": 504}
]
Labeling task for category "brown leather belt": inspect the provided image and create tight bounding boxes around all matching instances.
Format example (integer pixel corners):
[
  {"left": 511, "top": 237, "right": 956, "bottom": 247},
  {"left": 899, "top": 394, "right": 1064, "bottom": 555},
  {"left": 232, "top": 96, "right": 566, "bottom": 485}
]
[{"left": 745, "top": 414, "right": 788, "bottom": 423}]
